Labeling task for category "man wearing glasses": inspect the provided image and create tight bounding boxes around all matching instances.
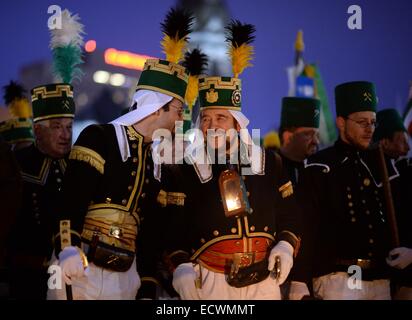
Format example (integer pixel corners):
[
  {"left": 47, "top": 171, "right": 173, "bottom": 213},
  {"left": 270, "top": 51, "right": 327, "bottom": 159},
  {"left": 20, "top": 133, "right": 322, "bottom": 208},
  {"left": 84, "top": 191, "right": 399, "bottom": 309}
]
[
  {"left": 276, "top": 97, "right": 321, "bottom": 300},
  {"left": 298, "top": 81, "right": 400, "bottom": 299}
]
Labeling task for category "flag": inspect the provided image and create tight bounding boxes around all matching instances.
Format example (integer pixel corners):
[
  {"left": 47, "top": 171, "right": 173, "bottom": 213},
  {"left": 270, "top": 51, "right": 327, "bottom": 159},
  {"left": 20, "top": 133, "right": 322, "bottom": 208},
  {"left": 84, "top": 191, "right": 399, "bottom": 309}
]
[{"left": 286, "top": 30, "right": 336, "bottom": 145}]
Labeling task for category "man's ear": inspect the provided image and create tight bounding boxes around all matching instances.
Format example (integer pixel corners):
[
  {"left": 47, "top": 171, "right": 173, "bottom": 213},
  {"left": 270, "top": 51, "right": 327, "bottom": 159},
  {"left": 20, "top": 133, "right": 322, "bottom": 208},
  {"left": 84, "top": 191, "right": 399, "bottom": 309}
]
[
  {"left": 282, "top": 130, "right": 293, "bottom": 145},
  {"left": 33, "top": 123, "right": 43, "bottom": 138},
  {"left": 336, "top": 116, "right": 345, "bottom": 132},
  {"left": 381, "top": 138, "right": 390, "bottom": 150}
]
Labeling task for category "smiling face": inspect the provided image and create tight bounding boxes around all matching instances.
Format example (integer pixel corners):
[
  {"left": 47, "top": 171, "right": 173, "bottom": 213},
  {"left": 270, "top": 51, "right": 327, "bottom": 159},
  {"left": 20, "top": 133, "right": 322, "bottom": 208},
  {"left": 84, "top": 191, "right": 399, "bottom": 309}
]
[
  {"left": 200, "top": 109, "right": 240, "bottom": 150},
  {"left": 34, "top": 118, "right": 73, "bottom": 158},
  {"left": 337, "top": 111, "right": 376, "bottom": 150}
]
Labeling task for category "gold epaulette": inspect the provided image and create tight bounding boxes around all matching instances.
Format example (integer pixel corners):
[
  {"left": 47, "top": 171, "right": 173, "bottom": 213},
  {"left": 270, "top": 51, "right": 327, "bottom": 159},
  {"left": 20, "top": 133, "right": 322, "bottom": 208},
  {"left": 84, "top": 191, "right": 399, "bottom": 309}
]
[{"left": 69, "top": 145, "right": 105, "bottom": 174}]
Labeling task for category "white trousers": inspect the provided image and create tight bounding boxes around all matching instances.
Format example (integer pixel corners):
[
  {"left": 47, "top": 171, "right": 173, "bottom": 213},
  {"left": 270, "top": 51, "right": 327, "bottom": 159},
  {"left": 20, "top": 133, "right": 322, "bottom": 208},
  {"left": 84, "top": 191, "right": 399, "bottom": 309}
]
[
  {"left": 47, "top": 257, "right": 141, "bottom": 300},
  {"left": 313, "top": 272, "right": 391, "bottom": 300},
  {"left": 178, "top": 264, "right": 281, "bottom": 300}
]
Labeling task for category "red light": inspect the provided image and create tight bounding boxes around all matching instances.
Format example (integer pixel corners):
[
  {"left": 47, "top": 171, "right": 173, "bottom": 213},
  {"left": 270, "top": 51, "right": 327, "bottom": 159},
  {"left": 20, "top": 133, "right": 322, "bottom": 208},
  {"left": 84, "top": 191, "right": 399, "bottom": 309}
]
[{"left": 85, "top": 40, "right": 97, "bottom": 53}]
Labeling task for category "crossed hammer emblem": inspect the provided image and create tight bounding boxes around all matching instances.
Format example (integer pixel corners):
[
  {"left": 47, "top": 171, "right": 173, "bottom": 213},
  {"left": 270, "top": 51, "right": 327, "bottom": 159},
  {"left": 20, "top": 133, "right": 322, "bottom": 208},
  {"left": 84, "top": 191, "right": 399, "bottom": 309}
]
[{"left": 363, "top": 92, "right": 373, "bottom": 102}]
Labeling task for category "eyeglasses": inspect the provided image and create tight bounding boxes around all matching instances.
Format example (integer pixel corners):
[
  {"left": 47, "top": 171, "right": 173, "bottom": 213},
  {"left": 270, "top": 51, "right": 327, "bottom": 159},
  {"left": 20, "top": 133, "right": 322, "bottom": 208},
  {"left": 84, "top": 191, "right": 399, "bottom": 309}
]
[
  {"left": 346, "top": 117, "right": 377, "bottom": 129},
  {"left": 169, "top": 105, "right": 184, "bottom": 117}
]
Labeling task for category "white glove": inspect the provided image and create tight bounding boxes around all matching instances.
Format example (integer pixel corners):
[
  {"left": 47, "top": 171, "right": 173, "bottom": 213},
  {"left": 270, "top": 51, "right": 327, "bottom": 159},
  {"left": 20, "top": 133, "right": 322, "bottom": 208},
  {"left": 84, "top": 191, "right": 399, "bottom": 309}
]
[
  {"left": 172, "top": 262, "right": 200, "bottom": 300},
  {"left": 288, "top": 281, "right": 310, "bottom": 300},
  {"left": 268, "top": 240, "right": 294, "bottom": 285},
  {"left": 386, "top": 247, "right": 412, "bottom": 269},
  {"left": 58, "top": 246, "right": 86, "bottom": 285}
]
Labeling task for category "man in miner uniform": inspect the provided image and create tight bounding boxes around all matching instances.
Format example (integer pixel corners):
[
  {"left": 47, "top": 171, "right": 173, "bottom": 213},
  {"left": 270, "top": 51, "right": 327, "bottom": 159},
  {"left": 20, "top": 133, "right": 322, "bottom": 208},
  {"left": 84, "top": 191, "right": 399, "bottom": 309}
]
[
  {"left": 48, "top": 7, "right": 193, "bottom": 300},
  {"left": 299, "top": 81, "right": 400, "bottom": 299},
  {"left": 161, "top": 20, "right": 302, "bottom": 300},
  {"left": 7, "top": 81, "right": 75, "bottom": 299},
  {"left": 277, "top": 96, "right": 321, "bottom": 299},
  {"left": 373, "top": 108, "right": 412, "bottom": 300}
]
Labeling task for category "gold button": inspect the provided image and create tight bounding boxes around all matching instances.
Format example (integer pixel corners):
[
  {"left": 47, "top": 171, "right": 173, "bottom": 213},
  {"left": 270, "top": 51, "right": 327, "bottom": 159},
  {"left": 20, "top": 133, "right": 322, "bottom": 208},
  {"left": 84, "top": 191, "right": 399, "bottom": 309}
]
[
  {"left": 231, "top": 228, "right": 237, "bottom": 234},
  {"left": 56, "top": 178, "right": 62, "bottom": 183},
  {"left": 131, "top": 171, "right": 136, "bottom": 176},
  {"left": 55, "top": 169, "right": 60, "bottom": 174},
  {"left": 132, "top": 143, "right": 138, "bottom": 149},
  {"left": 146, "top": 165, "right": 151, "bottom": 170},
  {"left": 33, "top": 199, "right": 37, "bottom": 205},
  {"left": 255, "top": 240, "right": 260, "bottom": 245},
  {"left": 363, "top": 178, "right": 370, "bottom": 186},
  {"left": 347, "top": 194, "right": 352, "bottom": 199},
  {"left": 348, "top": 202, "right": 353, "bottom": 207},
  {"left": 121, "top": 199, "right": 127, "bottom": 205},
  {"left": 250, "top": 226, "right": 255, "bottom": 232},
  {"left": 369, "top": 239, "right": 374, "bottom": 244},
  {"left": 132, "top": 157, "right": 138, "bottom": 163},
  {"left": 213, "top": 230, "right": 219, "bottom": 236},
  {"left": 128, "top": 185, "right": 133, "bottom": 191},
  {"left": 362, "top": 200, "right": 366, "bottom": 204},
  {"left": 145, "top": 179, "right": 149, "bottom": 184},
  {"left": 264, "top": 226, "right": 269, "bottom": 232},
  {"left": 368, "top": 224, "right": 373, "bottom": 229},
  {"left": 249, "top": 208, "right": 254, "bottom": 214},
  {"left": 246, "top": 191, "right": 250, "bottom": 197},
  {"left": 200, "top": 238, "right": 206, "bottom": 243},
  {"left": 347, "top": 187, "right": 351, "bottom": 192},
  {"left": 141, "top": 193, "right": 146, "bottom": 198},
  {"left": 365, "top": 210, "right": 370, "bottom": 215},
  {"left": 106, "top": 197, "right": 111, "bottom": 203},
  {"left": 349, "top": 210, "right": 355, "bottom": 215},
  {"left": 242, "top": 176, "right": 246, "bottom": 180},
  {"left": 368, "top": 252, "right": 373, "bottom": 257},
  {"left": 32, "top": 193, "right": 37, "bottom": 198},
  {"left": 360, "top": 186, "right": 364, "bottom": 191},
  {"left": 235, "top": 241, "right": 240, "bottom": 246},
  {"left": 351, "top": 217, "right": 356, "bottom": 223}
]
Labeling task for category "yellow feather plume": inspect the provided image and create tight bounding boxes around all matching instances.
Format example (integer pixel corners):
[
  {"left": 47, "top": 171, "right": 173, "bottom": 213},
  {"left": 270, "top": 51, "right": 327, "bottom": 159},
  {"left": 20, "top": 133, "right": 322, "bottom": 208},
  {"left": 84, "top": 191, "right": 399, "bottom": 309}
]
[
  {"left": 229, "top": 43, "right": 254, "bottom": 78},
  {"left": 185, "top": 75, "right": 199, "bottom": 110},
  {"left": 9, "top": 98, "right": 32, "bottom": 118},
  {"left": 161, "top": 34, "right": 187, "bottom": 64}
]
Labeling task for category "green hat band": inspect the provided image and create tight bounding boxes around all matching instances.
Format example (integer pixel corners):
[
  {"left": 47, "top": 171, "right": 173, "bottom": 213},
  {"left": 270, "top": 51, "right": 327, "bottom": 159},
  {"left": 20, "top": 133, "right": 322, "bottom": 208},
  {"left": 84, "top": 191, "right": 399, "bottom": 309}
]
[
  {"left": 335, "top": 81, "right": 377, "bottom": 117},
  {"left": 0, "top": 118, "right": 34, "bottom": 144},
  {"left": 198, "top": 76, "right": 242, "bottom": 111},
  {"left": 374, "top": 108, "right": 406, "bottom": 141},
  {"left": 281, "top": 97, "right": 321, "bottom": 128},
  {"left": 31, "top": 83, "right": 75, "bottom": 122},
  {"left": 136, "top": 59, "right": 188, "bottom": 103}
]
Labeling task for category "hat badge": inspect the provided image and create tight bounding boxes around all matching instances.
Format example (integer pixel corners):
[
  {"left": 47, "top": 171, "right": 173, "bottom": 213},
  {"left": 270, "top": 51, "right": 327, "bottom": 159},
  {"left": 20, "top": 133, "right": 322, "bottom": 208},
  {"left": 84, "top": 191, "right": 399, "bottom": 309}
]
[
  {"left": 363, "top": 92, "right": 373, "bottom": 102},
  {"left": 206, "top": 88, "right": 218, "bottom": 103},
  {"left": 62, "top": 99, "right": 71, "bottom": 110}
]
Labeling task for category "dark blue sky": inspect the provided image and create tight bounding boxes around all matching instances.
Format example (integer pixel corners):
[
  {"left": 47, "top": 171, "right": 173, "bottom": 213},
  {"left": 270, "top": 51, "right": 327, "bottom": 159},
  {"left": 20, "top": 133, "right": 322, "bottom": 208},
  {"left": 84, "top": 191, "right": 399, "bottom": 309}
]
[{"left": 1, "top": 0, "right": 411, "bottom": 133}]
